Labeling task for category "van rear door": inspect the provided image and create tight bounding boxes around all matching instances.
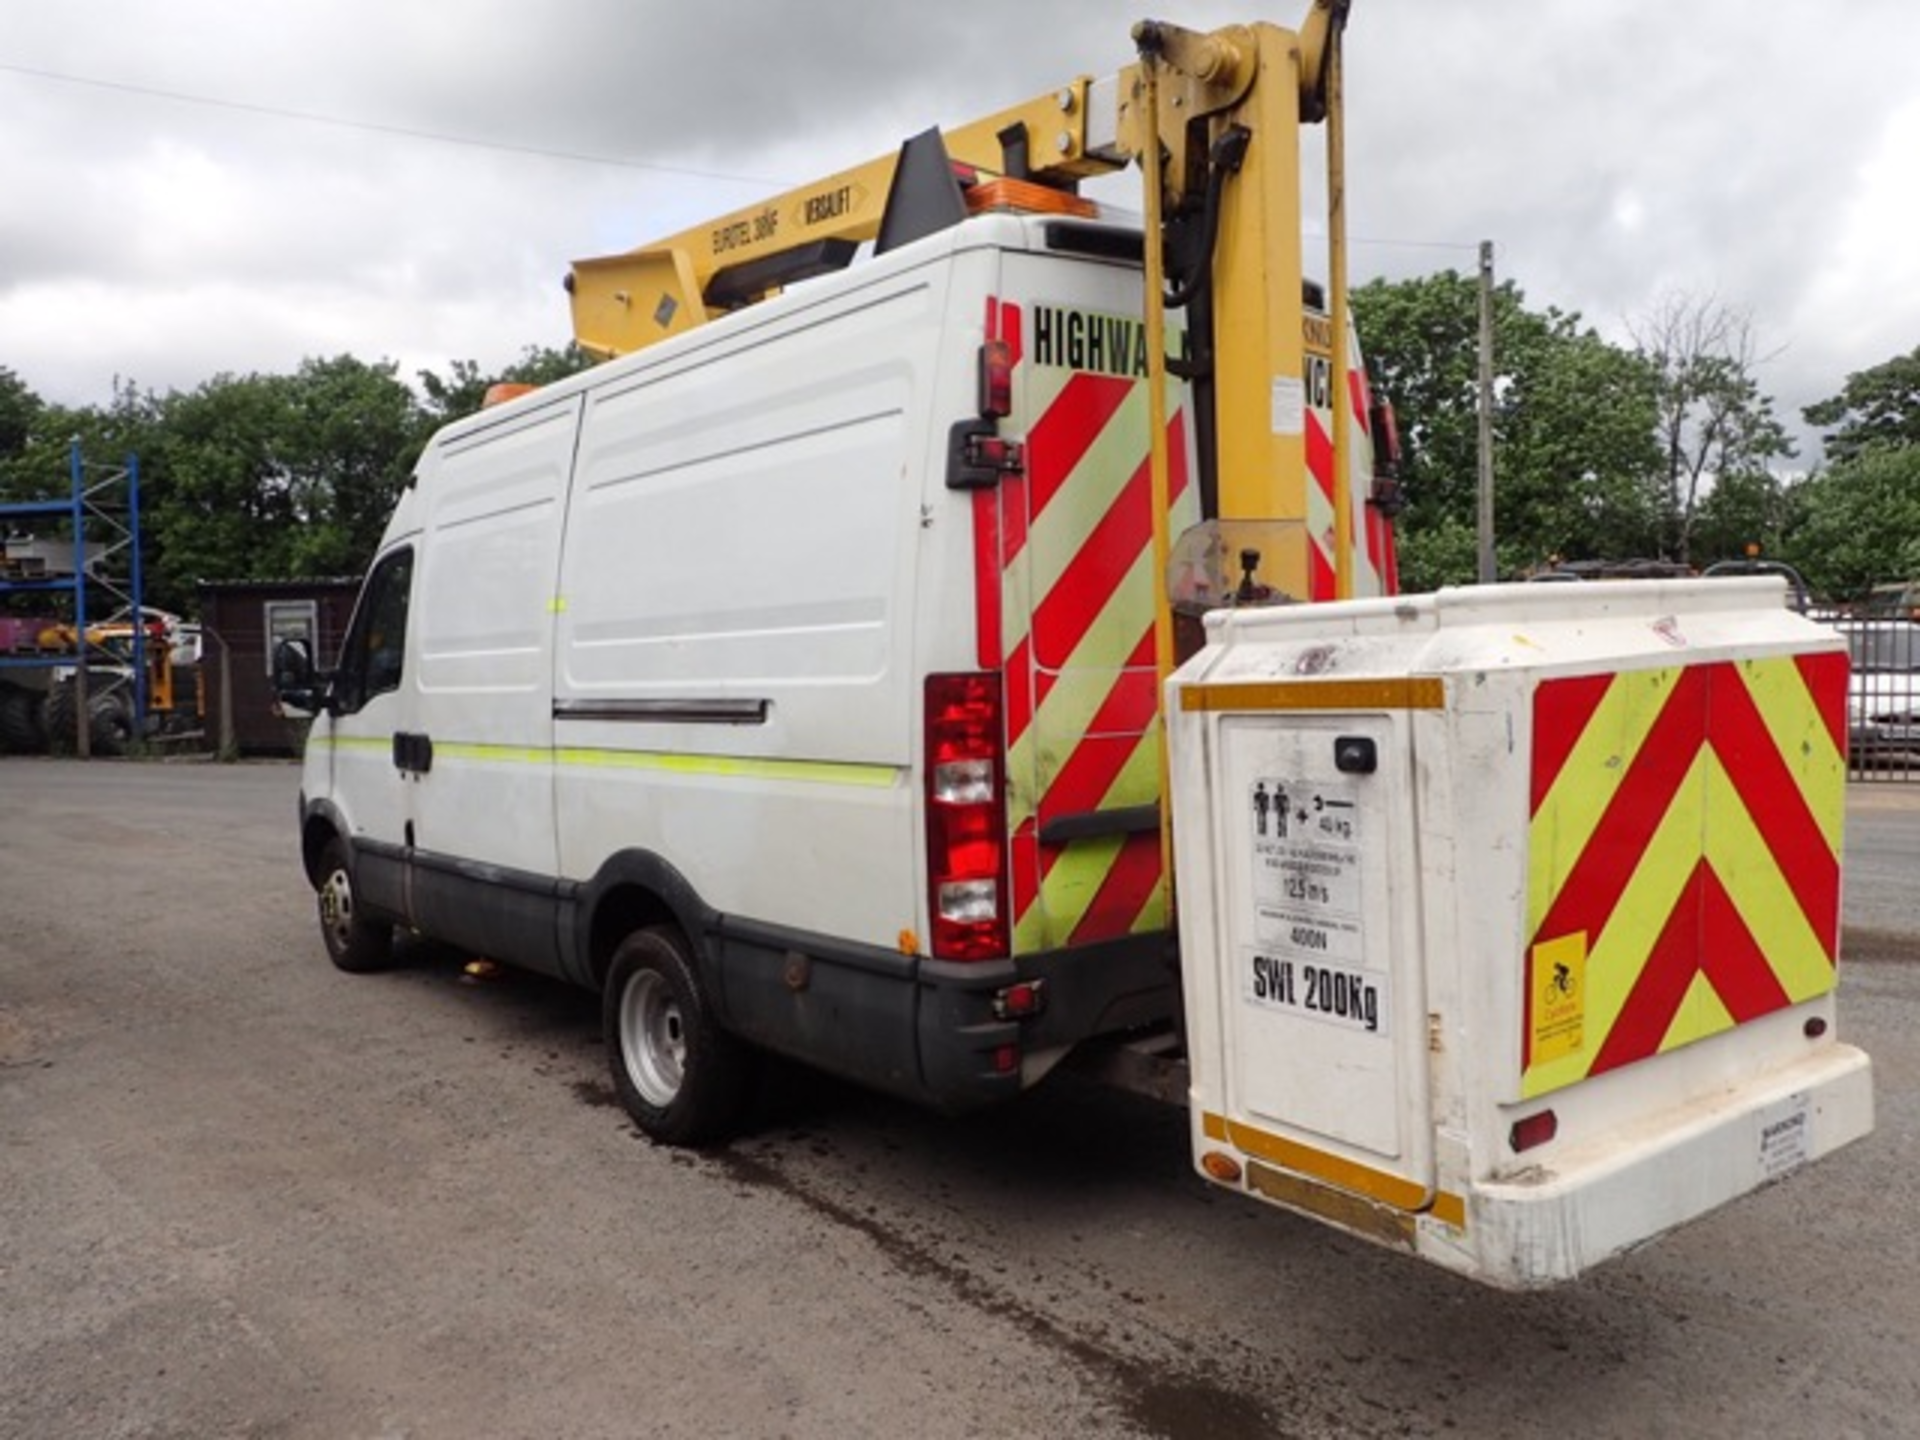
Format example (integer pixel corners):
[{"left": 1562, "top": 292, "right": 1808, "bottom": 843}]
[{"left": 989, "top": 257, "right": 1200, "bottom": 958}]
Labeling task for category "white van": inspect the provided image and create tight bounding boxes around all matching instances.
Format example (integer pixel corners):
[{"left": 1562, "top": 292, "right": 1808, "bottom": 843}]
[{"left": 282, "top": 208, "right": 1389, "bottom": 1143}]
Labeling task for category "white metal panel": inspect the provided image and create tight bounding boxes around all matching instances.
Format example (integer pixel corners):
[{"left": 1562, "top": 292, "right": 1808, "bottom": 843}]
[
  {"left": 408, "top": 398, "right": 579, "bottom": 879},
  {"left": 563, "top": 375, "right": 908, "bottom": 690},
  {"left": 558, "top": 283, "right": 934, "bottom": 758},
  {"left": 1214, "top": 713, "right": 1427, "bottom": 1171},
  {"left": 1170, "top": 578, "right": 1872, "bottom": 1287},
  {"left": 416, "top": 401, "right": 577, "bottom": 702},
  {"left": 549, "top": 256, "right": 964, "bottom": 945}
]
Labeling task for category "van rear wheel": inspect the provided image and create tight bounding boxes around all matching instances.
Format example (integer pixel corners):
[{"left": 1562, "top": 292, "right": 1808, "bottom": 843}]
[{"left": 604, "top": 926, "right": 754, "bottom": 1146}]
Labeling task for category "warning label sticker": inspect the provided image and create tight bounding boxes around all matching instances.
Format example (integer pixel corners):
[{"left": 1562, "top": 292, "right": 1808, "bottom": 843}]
[
  {"left": 1244, "top": 778, "right": 1386, "bottom": 1035},
  {"left": 1270, "top": 376, "right": 1306, "bottom": 437},
  {"left": 1530, "top": 933, "right": 1588, "bottom": 1064},
  {"left": 1759, "top": 1091, "right": 1812, "bottom": 1179}
]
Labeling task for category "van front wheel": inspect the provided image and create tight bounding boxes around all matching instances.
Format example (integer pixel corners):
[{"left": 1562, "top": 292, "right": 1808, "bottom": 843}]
[
  {"left": 315, "top": 834, "right": 393, "bottom": 973},
  {"left": 604, "top": 927, "right": 754, "bottom": 1146}
]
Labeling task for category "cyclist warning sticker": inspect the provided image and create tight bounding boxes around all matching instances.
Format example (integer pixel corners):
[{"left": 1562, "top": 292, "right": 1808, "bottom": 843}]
[
  {"left": 1244, "top": 778, "right": 1386, "bottom": 1035},
  {"left": 1530, "top": 932, "right": 1587, "bottom": 1064}
]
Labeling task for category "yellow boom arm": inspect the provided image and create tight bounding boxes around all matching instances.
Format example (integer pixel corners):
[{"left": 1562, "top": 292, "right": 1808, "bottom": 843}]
[
  {"left": 566, "top": 4, "right": 1354, "bottom": 586},
  {"left": 567, "top": 84, "right": 1112, "bottom": 357}
]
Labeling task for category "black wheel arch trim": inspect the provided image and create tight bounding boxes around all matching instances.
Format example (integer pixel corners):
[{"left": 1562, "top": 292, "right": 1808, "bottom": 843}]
[
  {"left": 571, "top": 848, "right": 721, "bottom": 992},
  {"left": 299, "top": 796, "right": 351, "bottom": 886}
]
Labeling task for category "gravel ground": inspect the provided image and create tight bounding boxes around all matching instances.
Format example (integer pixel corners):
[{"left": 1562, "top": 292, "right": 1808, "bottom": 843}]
[{"left": 2, "top": 758, "right": 1916, "bottom": 1439}]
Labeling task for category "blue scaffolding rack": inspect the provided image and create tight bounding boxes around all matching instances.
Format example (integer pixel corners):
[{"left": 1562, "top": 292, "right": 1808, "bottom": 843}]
[{"left": 0, "top": 442, "right": 146, "bottom": 751}]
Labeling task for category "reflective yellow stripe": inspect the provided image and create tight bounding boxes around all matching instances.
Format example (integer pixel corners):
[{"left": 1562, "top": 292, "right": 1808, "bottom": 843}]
[
  {"left": 1202, "top": 1110, "right": 1433, "bottom": 1214},
  {"left": 1023, "top": 383, "right": 1152, "bottom": 614},
  {"left": 1736, "top": 655, "right": 1844, "bottom": 852},
  {"left": 1033, "top": 831, "right": 1122, "bottom": 941},
  {"left": 436, "top": 742, "right": 552, "bottom": 766},
  {"left": 1700, "top": 753, "right": 1833, "bottom": 1003},
  {"left": 1179, "top": 677, "right": 1445, "bottom": 712},
  {"left": 1527, "top": 666, "right": 1675, "bottom": 934},
  {"left": 317, "top": 733, "right": 900, "bottom": 789},
  {"left": 1524, "top": 656, "right": 1844, "bottom": 1096},
  {"left": 1523, "top": 749, "right": 1710, "bottom": 1098}
]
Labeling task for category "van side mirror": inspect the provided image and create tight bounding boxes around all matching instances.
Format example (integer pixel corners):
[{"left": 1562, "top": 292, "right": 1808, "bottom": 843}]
[{"left": 272, "top": 637, "right": 325, "bottom": 714}]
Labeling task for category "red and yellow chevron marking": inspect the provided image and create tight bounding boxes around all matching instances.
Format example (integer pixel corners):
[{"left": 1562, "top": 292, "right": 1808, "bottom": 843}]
[
  {"left": 1522, "top": 653, "right": 1848, "bottom": 1098},
  {"left": 1303, "top": 332, "right": 1395, "bottom": 599},
  {"left": 980, "top": 298, "right": 1198, "bottom": 954}
]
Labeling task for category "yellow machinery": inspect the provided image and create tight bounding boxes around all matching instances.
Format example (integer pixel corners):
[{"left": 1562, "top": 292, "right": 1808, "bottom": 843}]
[
  {"left": 17, "top": 617, "right": 198, "bottom": 756},
  {"left": 566, "top": 3, "right": 1360, "bottom": 600}
]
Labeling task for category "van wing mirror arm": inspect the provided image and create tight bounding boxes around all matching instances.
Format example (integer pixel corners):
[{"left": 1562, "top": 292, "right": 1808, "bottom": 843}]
[{"left": 271, "top": 637, "right": 334, "bottom": 714}]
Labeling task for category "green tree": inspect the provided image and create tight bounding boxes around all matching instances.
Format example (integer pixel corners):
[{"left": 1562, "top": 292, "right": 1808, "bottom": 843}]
[
  {"left": 282, "top": 355, "right": 423, "bottom": 575},
  {"left": 145, "top": 357, "right": 428, "bottom": 597},
  {"left": 145, "top": 372, "right": 308, "bottom": 604},
  {"left": 417, "top": 343, "right": 596, "bottom": 427},
  {"left": 1691, "top": 468, "right": 1791, "bottom": 565},
  {"left": 0, "top": 367, "right": 43, "bottom": 478},
  {"left": 1629, "top": 295, "right": 1793, "bottom": 564},
  {"left": 4, "top": 343, "right": 595, "bottom": 612},
  {"left": 1804, "top": 344, "right": 1920, "bottom": 462},
  {"left": 416, "top": 357, "right": 490, "bottom": 427},
  {"left": 1352, "top": 272, "right": 1663, "bottom": 589},
  {"left": 1781, "top": 446, "right": 1920, "bottom": 601},
  {"left": 1390, "top": 514, "right": 1479, "bottom": 599}
]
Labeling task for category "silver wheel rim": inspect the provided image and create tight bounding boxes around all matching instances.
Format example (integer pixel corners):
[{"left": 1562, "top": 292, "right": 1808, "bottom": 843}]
[
  {"left": 619, "top": 968, "right": 685, "bottom": 1107},
  {"left": 319, "top": 867, "right": 355, "bottom": 952}
]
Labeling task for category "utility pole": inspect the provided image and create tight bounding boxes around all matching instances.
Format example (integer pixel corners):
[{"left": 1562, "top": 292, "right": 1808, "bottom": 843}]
[{"left": 1476, "top": 239, "right": 1496, "bottom": 584}]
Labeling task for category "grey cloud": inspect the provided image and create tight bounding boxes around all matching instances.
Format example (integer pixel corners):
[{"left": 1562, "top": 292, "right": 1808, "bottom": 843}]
[{"left": 1, "top": 0, "right": 1914, "bottom": 441}]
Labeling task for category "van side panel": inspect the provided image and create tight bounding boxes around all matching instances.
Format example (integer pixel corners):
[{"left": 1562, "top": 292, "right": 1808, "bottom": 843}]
[{"left": 552, "top": 264, "right": 956, "bottom": 964}]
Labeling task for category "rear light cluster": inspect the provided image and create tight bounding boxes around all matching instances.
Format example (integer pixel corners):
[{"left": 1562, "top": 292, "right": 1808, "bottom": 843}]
[
  {"left": 978, "top": 339, "right": 1014, "bottom": 419},
  {"left": 925, "top": 672, "right": 1010, "bottom": 961},
  {"left": 1368, "top": 393, "right": 1405, "bottom": 517}
]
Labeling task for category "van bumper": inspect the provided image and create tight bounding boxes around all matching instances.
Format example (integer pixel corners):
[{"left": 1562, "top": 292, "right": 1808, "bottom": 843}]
[
  {"left": 1416, "top": 1043, "right": 1874, "bottom": 1289},
  {"left": 713, "top": 919, "right": 1178, "bottom": 1114},
  {"left": 916, "top": 931, "right": 1180, "bottom": 1112}
]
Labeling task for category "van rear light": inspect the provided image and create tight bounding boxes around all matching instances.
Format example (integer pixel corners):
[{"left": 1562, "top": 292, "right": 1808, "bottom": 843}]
[
  {"left": 926, "top": 672, "right": 1009, "bottom": 961},
  {"left": 1368, "top": 391, "right": 1406, "bottom": 517},
  {"left": 1510, "top": 1109, "right": 1558, "bottom": 1153},
  {"left": 939, "top": 878, "right": 999, "bottom": 923},
  {"left": 978, "top": 339, "right": 1014, "bottom": 418},
  {"left": 1368, "top": 391, "right": 1402, "bottom": 469},
  {"left": 934, "top": 757, "right": 995, "bottom": 804}
]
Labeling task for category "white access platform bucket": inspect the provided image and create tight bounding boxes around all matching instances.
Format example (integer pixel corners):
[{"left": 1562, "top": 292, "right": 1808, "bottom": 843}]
[{"left": 1165, "top": 576, "right": 1872, "bottom": 1288}]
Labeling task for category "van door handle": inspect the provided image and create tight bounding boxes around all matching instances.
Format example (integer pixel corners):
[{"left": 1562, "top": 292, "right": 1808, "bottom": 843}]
[
  {"left": 391, "top": 731, "right": 434, "bottom": 774},
  {"left": 1037, "top": 803, "right": 1160, "bottom": 846}
]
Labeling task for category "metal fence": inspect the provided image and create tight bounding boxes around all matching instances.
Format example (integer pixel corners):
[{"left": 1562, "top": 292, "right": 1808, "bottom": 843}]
[{"left": 1823, "top": 613, "right": 1920, "bottom": 783}]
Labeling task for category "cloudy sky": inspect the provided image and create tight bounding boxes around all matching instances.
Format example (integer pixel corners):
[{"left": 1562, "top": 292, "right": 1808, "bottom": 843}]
[{"left": 3, "top": 1, "right": 1916, "bottom": 460}]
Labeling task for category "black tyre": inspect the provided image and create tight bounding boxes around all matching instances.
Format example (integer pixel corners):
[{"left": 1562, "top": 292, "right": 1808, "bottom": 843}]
[
  {"left": 0, "top": 685, "right": 43, "bottom": 754},
  {"left": 42, "top": 678, "right": 134, "bottom": 756},
  {"left": 604, "top": 926, "right": 755, "bottom": 1146},
  {"left": 43, "top": 678, "right": 80, "bottom": 754},
  {"left": 314, "top": 834, "right": 393, "bottom": 973},
  {"left": 88, "top": 690, "right": 135, "bottom": 756}
]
